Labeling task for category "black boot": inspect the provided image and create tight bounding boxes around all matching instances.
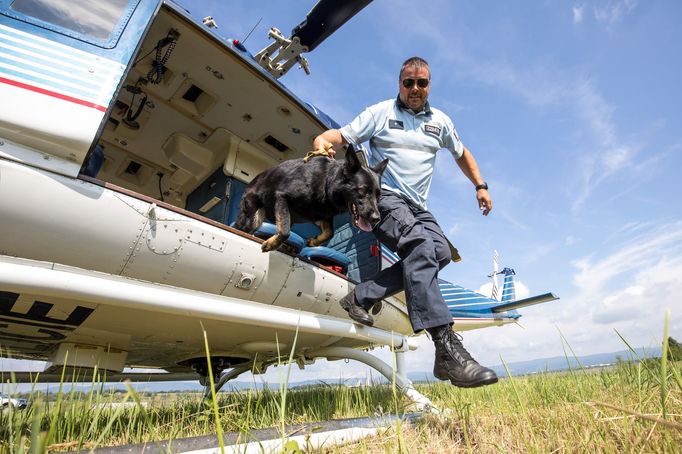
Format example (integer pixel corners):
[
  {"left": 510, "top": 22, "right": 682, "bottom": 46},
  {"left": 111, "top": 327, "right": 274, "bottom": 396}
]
[
  {"left": 428, "top": 325, "right": 498, "bottom": 388},
  {"left": 339, "top": 291, "right": 374, "bottom": 327}
]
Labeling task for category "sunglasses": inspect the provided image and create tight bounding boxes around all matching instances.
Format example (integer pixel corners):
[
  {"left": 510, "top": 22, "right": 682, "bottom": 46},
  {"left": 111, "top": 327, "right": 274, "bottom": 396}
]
[{"left": 401, "top": 78, "right": 429, "bottom": 89}]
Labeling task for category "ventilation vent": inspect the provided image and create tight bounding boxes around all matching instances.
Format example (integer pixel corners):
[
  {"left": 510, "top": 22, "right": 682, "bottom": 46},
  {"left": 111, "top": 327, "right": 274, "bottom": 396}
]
[
  {"left": 116, "top": 158, "right": 153, "bottom": 187},
  {"left": 182, "top": 84, "right": 203, "bottom": 102},
  {"left": 264, "top": 135, "right": 289, "bottom": 153},
  {"left": 170, "top": 79, "right": 217, "bottom": 117},
  {"left": 124, "top": 160, "right": 142, "bottom": 175}
]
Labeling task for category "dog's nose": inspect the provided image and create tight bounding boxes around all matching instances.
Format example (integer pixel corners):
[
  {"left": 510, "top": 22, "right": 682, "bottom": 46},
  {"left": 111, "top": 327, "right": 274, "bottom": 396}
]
[{"left": 370, "top": 212, "right": 381, "bottom": 226}]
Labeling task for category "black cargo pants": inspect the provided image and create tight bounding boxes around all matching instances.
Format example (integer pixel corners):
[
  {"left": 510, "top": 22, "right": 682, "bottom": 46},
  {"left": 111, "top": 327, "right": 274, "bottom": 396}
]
[{"left": 354, "top": 190, "right": 453, "bottom": 332}]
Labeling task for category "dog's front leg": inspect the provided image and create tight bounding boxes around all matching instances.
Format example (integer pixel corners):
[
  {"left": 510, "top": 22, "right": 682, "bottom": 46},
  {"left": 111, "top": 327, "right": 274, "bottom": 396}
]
[
  {"left": 261, "top": 192, "right": 291, "bottom": 252},
  {"left": 307, "top": 219, "right": 333, "bottom": 247}
]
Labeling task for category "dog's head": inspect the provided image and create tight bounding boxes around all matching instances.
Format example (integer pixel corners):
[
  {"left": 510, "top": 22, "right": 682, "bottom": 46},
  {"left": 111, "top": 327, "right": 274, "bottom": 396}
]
[{"left": 342, "top": 145, "right": 389, "bottom": 232}]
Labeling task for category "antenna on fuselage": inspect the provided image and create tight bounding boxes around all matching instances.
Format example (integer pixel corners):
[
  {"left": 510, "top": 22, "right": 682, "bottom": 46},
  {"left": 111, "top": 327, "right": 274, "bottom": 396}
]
[{"left": 241, "top": 17, "right": 263, "bottom": 45}]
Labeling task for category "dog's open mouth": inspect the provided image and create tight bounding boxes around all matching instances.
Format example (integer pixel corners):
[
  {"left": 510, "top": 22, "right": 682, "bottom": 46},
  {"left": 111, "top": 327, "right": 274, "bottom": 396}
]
[{"left": 350, "top": 203, "right": 373, "bottom": 232}]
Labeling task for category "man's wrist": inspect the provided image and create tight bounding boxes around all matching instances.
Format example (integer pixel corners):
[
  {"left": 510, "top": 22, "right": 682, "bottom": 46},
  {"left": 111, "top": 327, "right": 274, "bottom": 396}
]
[{"left": 475, "top": 182, "right": 488, "bottom": 191}]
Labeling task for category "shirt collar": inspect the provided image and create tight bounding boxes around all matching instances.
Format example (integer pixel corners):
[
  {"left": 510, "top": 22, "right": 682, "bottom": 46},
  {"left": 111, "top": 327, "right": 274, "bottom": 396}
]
[{"left": 396, "top": 95, "right": 432, "bottom": 115}]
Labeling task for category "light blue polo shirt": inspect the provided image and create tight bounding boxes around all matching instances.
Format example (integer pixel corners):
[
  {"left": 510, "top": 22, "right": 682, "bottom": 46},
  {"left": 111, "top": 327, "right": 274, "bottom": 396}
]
[{"left": 339, "top": 97, "right": 464, "bottom": 210}]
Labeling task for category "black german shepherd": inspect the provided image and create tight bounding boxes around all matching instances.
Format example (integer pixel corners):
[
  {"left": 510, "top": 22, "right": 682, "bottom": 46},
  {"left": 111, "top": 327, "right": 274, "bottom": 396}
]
[{"left": 234, "top": 146, "right": 388, "bottom": 252}]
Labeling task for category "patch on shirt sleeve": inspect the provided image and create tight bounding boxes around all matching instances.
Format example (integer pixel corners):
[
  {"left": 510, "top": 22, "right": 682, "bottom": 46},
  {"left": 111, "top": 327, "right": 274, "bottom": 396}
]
[
  {"left": 389, "top": 119, "right": 404, "bottom": 129},
  {"left": 423, "top": 123, "right": 442, "bottom": 136}
]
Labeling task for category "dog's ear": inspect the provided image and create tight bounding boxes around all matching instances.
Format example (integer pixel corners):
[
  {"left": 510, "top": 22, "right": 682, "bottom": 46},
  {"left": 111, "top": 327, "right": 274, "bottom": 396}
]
[
  {"left": 371, "top": 158, "right": 389, "bottom": 177},
  {"left": 344, "top": 144, "right": 361, "bottom": 173}
]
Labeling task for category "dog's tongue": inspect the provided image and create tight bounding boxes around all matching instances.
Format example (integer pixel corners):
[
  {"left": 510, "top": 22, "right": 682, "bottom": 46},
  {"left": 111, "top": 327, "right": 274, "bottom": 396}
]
[{"left": 356, "top": 216, "right": 373, "bottom": 232}]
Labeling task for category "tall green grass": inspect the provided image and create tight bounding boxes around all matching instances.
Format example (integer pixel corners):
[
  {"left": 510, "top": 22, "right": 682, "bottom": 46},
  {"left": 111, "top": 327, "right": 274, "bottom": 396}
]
[
  {"left": 0, "top": 376, "right": 404, "bottom": 451},
  {"left": 1, "top": 320, "right": 680, "bottom": 452},
  {"left": 200, "top": 322, "right": 224, "bottom": 454}
]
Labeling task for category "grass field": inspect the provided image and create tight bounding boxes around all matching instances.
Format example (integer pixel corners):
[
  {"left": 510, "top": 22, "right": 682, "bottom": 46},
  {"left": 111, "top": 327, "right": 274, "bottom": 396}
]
[
  {"left": 342, "top": 358, "right": 682, "bottom": 453},
  {"left": 2, "top": 320, "right": 682, "bottom": 453},
  {"left": 1, "top": 354, "right": 680, "bottom": 453}
]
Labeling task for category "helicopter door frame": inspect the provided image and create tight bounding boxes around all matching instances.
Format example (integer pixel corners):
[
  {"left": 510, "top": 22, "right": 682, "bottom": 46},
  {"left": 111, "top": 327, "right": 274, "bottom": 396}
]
[{"left": 0, "top": 0, "right": 161, "bottom": 177}]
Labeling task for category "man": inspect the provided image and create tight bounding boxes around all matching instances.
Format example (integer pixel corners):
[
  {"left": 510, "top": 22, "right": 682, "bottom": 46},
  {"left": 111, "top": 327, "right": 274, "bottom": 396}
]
[{"left": 312, "top": 56, "right": 497, "bottom": 388}]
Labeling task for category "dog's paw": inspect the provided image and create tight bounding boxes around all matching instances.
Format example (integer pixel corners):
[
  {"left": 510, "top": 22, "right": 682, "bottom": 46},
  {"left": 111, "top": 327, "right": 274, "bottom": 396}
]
[
  {"left": 261, "top": 237, "right": 281, "bottom": 252},
  {"left": 306, "top": 237, "right": 321, "bottom": 247}
]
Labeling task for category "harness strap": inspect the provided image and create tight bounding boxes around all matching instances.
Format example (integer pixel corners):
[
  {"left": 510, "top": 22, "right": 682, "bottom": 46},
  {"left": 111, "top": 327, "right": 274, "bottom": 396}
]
[{"left": 304, "top": 143, "right": 334, "bottom": 163}]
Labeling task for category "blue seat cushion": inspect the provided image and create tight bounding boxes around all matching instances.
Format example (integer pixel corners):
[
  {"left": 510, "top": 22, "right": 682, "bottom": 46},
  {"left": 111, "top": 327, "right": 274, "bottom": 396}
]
[
  {"left": 299, "top": 246, "right": 351, "bottom": 273},
  {"left": 255, "top": 222, "right": 306, "bottom": 251}
]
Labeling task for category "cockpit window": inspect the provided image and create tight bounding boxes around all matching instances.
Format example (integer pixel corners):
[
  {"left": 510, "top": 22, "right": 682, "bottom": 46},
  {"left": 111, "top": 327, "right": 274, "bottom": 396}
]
[{"left": 5, "top": 0, "right": 138, "bottom": 47}]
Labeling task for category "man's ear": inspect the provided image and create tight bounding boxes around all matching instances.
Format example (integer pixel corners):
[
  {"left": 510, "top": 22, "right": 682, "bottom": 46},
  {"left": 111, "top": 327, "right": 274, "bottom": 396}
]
[
  {"left": 371, "top": 158, "right": 389, "bottom": 176},
  {"left": 344, "top": 144, "right": 361, "bottom": 172}
]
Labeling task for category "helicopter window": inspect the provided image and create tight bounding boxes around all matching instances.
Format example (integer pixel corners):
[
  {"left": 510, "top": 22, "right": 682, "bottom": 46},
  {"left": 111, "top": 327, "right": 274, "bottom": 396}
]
[{"left": 5, "top": 0, "right": 138, "bottom": 46}]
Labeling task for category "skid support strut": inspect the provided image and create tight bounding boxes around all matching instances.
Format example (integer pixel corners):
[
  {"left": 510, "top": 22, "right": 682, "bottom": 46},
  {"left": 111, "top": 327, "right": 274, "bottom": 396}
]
[
  {"left": 307, "top": 346, "right": 436, "bottom": 412},
  {"left": 203, "top": 363, "right": 254, "bottom": 399},
  {"left": 203, "top": 346, "right": 436, "bottom": 412}
]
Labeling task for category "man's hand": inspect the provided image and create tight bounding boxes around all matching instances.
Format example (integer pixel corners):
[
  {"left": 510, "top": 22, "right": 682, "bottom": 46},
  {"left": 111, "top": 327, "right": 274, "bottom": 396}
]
[
  {"left": 477, "top": 189, "right": 492, "bottom": 216},
  {"left": 312, "top": 130, "right": 345, "bottom": 158},
  {"left": 455, "top": 148, "right": 492, "bottom": 215},
  {"left": 320, "top": 142, "right": 336, "bottom": 158},
  {"left": 312, "top": 138, "right": 335, "bottom": 157}
]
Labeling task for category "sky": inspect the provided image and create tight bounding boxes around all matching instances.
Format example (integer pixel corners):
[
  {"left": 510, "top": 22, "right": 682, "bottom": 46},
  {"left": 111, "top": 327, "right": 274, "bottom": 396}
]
[{"left": 4, "top": 0, "right": 681, "bottom": 388}]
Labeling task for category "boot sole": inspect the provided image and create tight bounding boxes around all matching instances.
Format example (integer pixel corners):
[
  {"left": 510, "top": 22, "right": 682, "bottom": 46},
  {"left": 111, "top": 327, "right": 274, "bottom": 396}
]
[
  {"left": 450, "top": 375, "right": 498, "bottom": 388},
  {"left": 434, "top": 371, "right": 499, "bottom": 388}
]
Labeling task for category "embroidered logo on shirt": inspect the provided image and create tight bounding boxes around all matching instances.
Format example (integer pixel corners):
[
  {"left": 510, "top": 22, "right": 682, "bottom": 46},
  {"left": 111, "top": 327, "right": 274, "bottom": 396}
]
[
  {"left": 423, "top": 123, "right": 441, "bottom": 136},
  {"left": 389, "top": 119, "right": 404, "bottom": 130}
]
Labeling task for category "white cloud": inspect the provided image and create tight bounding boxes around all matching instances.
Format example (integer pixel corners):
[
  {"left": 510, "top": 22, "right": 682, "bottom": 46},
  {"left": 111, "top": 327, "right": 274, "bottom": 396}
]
[
  {"left": 602, "top": 220, "right": 657, "bottom": 244},
  {"left": 571, "top": 221, "right": 682, "bottom": 342},
  {"left": 603, "top": 145, "right": 634, "bottom": 172},
  {"left": 588, "top": 255, "right": 682, "bottom": 343},
  {"left": 573, "top": 5, "right": 585, "bottom": 24},
  {"left": 461, "top": 220, "right": 682, "bottom": 365},
  {"left": 592, "top": 285, "right": 647, "bottom": 323},
  {"left": 447, "top": 223, "right": 461, "bottom": 237},
  {"left": 594, "top": 0, "right": 639, "bottom": 25},
  {"left": 571, "top": 221, "right": 682, "bottom": 294},
  {"left": 569, "top": 78, "right": 639, "bottom": 210}
]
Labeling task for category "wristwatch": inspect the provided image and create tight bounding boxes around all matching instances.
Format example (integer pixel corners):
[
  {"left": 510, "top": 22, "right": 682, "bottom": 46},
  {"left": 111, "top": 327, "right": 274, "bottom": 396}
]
[{"left": 475, "top": 182, "right": 488, "bottom": 191}]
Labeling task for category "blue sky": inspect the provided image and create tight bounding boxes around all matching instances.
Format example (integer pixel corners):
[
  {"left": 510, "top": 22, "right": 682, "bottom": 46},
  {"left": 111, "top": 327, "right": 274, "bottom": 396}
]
[
  {"left": 5, "top": 0, "right": 680, "bottom": 387},
  {"left": 172, "top": 0, "right": 681, "bottom": 382}
]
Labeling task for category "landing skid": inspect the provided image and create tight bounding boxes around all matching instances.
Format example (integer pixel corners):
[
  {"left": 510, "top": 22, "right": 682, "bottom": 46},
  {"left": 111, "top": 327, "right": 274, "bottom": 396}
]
[{"left": 206, "top": 347, "right": 437, "bottom": 413}]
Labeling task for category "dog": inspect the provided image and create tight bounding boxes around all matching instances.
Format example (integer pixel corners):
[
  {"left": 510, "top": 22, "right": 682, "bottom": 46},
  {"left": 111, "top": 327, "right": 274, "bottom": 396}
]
[{"left": 234, "top": 145, "right": 388, "bottom": 252}]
